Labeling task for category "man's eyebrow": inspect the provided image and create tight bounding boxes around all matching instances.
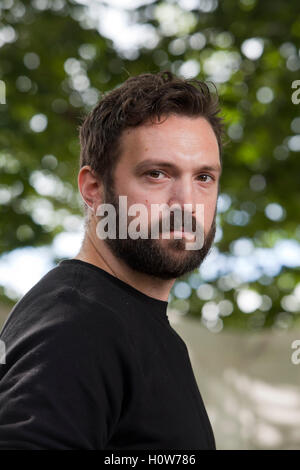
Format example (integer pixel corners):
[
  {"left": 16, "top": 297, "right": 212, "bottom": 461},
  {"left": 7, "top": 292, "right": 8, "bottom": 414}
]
[{"left": 134, "top": 159, "right": 222, "bottom": 174}]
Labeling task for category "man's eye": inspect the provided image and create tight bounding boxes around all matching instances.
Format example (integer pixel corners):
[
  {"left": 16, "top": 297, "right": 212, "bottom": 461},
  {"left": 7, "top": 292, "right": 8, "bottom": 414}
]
[
  {"left": 197, "top": 174, "right": 213, "bottom": 183},
  {"left": 146, "top": 170, "right": 165, "bottom": 179}
]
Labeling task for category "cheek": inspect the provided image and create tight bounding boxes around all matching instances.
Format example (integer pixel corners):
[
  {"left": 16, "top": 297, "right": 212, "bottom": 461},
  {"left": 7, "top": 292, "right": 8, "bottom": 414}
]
[
  {"left": 124, "top": 194, "right": 152, "bottom": 227},
  {"left": 205, "top": 210, "right": 215, "bottom": 232},
  {"left": 197, "top": 199, "right": 217, "bottom": 232}
]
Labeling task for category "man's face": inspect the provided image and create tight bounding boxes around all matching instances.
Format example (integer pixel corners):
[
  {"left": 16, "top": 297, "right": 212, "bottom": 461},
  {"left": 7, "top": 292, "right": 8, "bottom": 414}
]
[{"left": 98, "top": 114, "right": 221, "bottom": 280}]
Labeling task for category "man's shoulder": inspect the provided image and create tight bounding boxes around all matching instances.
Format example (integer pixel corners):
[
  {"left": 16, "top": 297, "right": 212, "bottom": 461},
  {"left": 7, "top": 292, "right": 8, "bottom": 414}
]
[
  {"left": 0, "top": 264, "right": 134, "bottom": 383},
  {"left": 0, "top": 262, "right": 128, "bottom": 345}
]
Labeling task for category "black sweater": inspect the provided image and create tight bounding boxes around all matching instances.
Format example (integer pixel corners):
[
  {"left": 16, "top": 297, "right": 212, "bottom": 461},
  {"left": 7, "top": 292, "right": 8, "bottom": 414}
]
[{"left": 0, "top": 259, "right": 216, "bottom": 450}]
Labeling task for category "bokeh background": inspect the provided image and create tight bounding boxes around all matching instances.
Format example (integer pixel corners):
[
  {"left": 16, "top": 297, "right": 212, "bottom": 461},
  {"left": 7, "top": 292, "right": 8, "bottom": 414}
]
[{"left": 0, "top": 0, "right": 300, "bottom": 449}]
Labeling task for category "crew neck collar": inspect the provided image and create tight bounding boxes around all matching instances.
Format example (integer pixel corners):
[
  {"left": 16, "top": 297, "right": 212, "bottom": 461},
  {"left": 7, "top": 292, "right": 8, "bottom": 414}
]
[{"left": 58, "top": 259, "right": 169, "bottom": 323}]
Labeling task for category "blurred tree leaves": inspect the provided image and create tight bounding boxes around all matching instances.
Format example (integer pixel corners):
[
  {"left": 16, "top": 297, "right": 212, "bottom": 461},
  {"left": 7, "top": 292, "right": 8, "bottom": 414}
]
[{"left": 0, "top": 0, "right": 300, "bottom": 329}]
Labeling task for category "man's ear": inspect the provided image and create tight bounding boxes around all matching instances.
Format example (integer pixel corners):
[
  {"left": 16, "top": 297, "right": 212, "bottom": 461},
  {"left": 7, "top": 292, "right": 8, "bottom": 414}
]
[{"left": 78, "top": 165, "right": 104, "bottom": 214}]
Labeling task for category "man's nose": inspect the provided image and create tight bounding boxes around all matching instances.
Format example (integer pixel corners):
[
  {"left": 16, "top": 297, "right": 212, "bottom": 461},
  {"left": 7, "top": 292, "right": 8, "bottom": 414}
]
[{"left": 167, "top": 176, "right": 197, "bottom": 213}]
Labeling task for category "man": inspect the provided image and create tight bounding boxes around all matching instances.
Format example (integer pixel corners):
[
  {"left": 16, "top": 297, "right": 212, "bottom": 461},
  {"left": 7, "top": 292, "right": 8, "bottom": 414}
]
[{"left": 0, "top": 71, "right": 223, "bottom": 450}]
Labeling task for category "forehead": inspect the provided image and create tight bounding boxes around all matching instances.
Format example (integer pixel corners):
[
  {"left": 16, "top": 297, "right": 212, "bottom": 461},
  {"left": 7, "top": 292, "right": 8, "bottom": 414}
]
[{"left": 118, "top": 114, "right": 220, "bottom": 168}]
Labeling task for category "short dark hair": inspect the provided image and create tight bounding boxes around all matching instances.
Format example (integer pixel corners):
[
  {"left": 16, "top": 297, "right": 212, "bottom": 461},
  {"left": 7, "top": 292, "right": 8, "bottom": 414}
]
[{"left": 78, "top": 70, "right": 224, "bottom": 217}]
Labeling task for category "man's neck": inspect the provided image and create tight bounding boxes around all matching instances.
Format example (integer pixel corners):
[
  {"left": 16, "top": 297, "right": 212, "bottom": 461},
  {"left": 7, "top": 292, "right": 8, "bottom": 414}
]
[{"left": 73, "top": 234, "right": 174, "bottom": 302}]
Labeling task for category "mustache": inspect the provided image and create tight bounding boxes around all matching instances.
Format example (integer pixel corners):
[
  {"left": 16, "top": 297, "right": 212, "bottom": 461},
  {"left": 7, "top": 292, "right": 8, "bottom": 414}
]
[
  {"left": 156, "top": 213, "right": 198, "bottom": 233},
  {"left": 105, "top": 191, "right": 200, "bottom": 233}
]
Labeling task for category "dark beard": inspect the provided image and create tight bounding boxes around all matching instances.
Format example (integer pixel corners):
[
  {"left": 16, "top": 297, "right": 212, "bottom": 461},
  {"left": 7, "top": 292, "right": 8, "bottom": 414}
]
[{"left": 99, "top": 182, "right": 217, "bottom": 280}]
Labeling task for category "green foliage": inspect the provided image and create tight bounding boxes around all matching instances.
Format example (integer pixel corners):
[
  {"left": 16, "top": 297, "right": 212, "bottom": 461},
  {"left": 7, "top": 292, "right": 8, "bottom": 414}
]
[{"left": 1, "top": 0, "right": 300, "bottom": 330}]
